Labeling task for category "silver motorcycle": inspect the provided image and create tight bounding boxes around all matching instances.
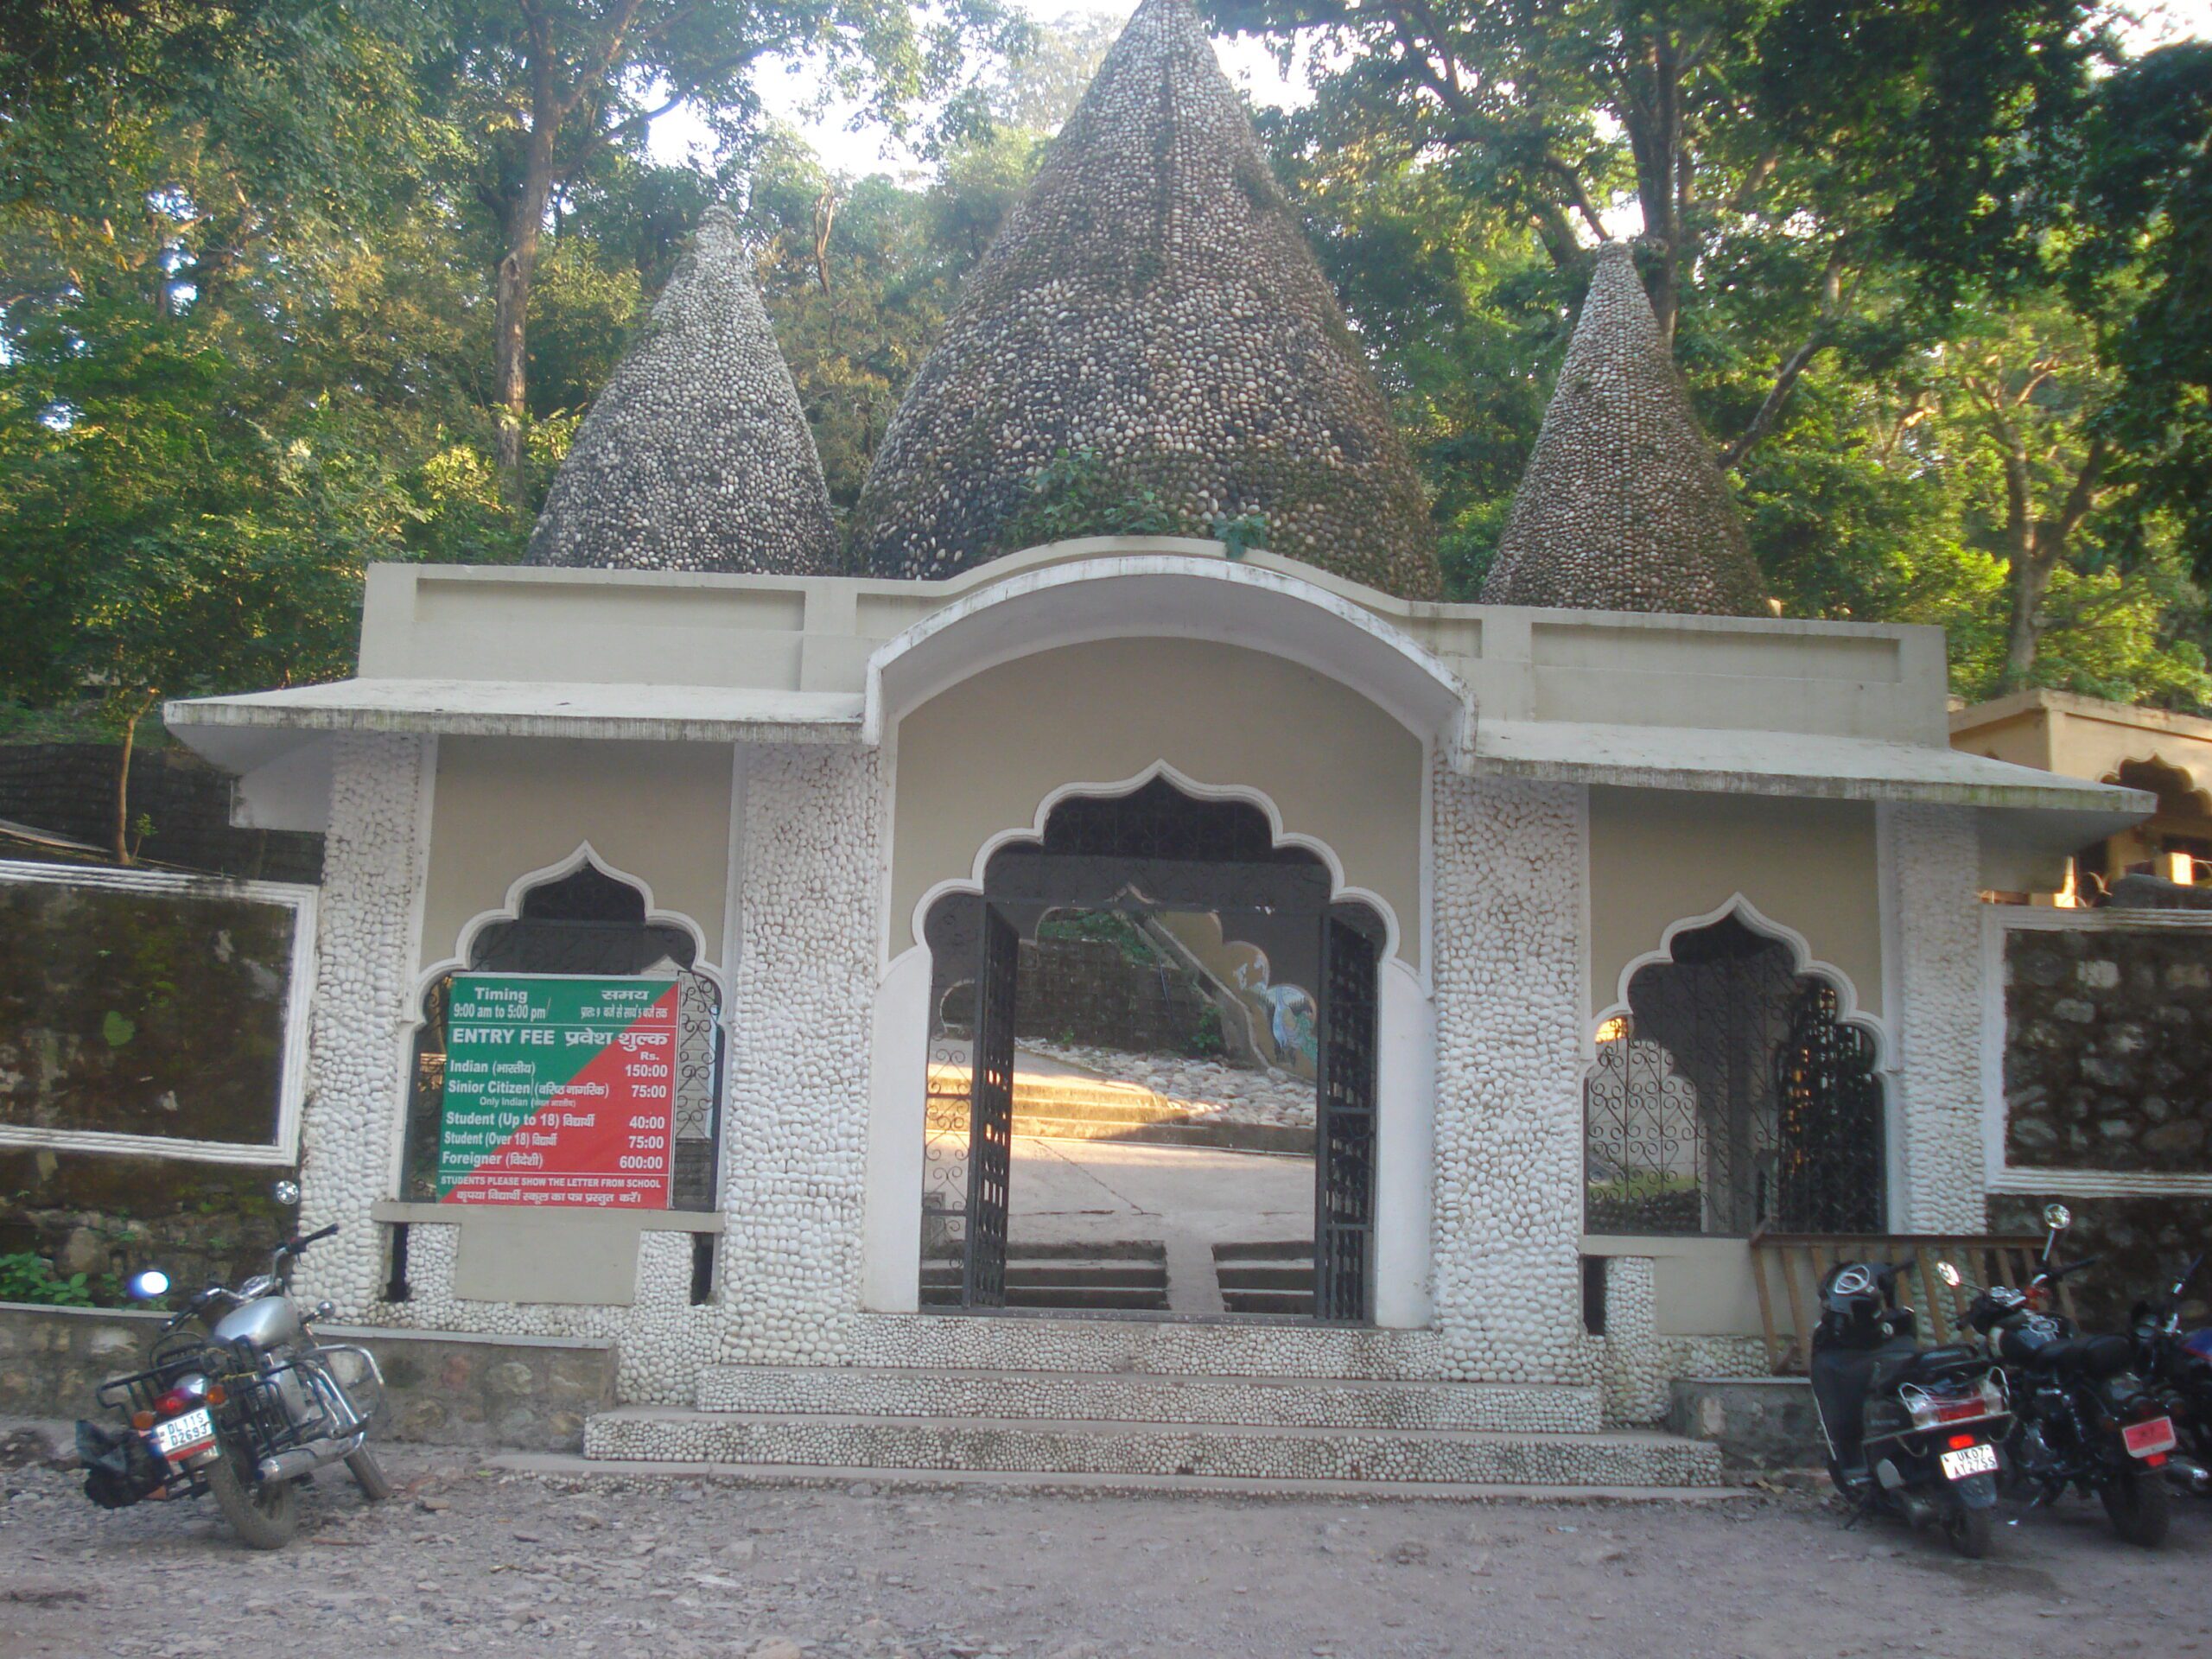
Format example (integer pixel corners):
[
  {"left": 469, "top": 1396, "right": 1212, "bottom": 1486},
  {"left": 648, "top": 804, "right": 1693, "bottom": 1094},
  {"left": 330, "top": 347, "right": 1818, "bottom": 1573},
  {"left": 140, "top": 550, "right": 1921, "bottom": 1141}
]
[{"left": 75, "top": 1183, "right": 391, "bottom": 1549}]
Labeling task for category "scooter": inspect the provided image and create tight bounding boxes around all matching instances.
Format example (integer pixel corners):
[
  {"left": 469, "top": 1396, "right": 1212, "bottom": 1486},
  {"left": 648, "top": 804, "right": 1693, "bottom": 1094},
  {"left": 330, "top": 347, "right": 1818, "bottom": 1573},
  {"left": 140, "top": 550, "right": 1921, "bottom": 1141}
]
[
  {"left": 74, "top": 1180, "right": 391, "bottom": 1549},
  {"left": 1809, "top": 1257, "right": 2012, "bottom": 1558}
]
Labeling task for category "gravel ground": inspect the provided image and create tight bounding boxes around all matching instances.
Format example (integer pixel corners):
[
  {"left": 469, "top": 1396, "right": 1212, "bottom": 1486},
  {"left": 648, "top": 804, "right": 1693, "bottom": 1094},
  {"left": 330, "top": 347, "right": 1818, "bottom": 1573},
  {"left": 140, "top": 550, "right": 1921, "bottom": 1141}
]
[{"left": 5, "top": 1436, "right": 2211, "bottom": 1659}]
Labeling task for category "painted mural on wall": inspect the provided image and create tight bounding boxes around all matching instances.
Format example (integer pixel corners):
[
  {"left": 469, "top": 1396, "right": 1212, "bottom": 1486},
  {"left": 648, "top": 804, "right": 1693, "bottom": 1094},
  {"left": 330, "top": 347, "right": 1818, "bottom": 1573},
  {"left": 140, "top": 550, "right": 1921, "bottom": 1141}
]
[{"left": 0, "top": 874, "right": 298, "bottom": 1144}]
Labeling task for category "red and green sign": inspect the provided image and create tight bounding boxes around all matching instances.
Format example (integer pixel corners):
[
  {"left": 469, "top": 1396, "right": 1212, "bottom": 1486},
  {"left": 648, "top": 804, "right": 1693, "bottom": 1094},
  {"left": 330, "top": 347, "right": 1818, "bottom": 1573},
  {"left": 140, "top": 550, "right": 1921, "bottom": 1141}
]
[{"left": 436, "top": 975, "right": 677, "bottom": 1208}]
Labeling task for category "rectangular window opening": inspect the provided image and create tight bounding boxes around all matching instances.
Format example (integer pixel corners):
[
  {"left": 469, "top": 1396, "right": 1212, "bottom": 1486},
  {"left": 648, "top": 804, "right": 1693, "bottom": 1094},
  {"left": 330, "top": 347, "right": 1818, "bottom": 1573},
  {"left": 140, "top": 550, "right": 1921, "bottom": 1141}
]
[
  {"left": 382, "top": 1222, "right": 412, "bottom": 1303},
  {"left": 1581, "top": 1254, "right": 1608, "bottom": 1337},
  {"left": 689, "top": 1232, "right": 715, "bottom": 1306}
]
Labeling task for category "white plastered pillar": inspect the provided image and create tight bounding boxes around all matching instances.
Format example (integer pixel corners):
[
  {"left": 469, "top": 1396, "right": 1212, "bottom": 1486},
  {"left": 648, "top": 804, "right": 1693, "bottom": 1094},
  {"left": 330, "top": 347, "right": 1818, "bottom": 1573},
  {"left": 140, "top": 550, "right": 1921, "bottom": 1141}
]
[
  {"left": 1429, "top": 768, "right": 1591, "bottom": 1382},
  {"left": 1882, "top": 801, "right": 1986, "bottom": 1231},
  {"left": 294, "top": 732, "right": 436, "bottom": 1316}
]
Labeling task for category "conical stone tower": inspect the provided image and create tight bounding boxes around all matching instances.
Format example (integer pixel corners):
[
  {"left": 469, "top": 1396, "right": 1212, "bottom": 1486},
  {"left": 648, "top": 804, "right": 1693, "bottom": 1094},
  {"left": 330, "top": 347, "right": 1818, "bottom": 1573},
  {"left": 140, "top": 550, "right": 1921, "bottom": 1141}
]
[
  {"left": 1479, "top": 241, "right": 1766, "bottom": 615},
  {"left": 526, "top": 206, "right": 837, "bottom": 575},
  {"left": 852, "top": 0, "right": 1440, "bottom": 597}
]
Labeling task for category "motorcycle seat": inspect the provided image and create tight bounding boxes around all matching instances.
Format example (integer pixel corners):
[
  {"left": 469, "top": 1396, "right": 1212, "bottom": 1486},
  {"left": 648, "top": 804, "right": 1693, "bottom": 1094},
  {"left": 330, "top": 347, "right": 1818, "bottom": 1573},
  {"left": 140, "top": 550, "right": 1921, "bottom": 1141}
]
[
  {"left": 2022, "top": 1333, "right": 2133, "bottom": 1377},
  {"left": 1874, "top": 1344, "right": 1984, "bottom": 1389}
]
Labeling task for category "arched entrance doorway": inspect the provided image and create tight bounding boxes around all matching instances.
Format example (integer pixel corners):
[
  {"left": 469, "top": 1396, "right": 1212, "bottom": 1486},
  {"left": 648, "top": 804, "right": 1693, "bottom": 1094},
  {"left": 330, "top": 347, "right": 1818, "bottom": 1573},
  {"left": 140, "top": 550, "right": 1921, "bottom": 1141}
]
[{"left": 919, "top": 775, "right": 1383, "bottom": 1321}]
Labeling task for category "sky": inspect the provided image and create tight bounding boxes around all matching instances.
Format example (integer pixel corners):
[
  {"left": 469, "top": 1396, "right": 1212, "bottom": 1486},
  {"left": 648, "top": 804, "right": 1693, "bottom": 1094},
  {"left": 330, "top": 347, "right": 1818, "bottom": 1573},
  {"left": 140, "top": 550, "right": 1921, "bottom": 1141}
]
[{"left": 652, "top": 0, "right": 2212, "bottom": 182}]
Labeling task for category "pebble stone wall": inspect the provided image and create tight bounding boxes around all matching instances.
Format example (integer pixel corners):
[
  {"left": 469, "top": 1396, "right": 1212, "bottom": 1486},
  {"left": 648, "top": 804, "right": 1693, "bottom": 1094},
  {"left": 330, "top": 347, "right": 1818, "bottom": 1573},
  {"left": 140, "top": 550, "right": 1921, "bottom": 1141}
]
[
  {"left": 1479, "top": 241, "right": 1766, "bottom": 616},
  {"left": 293, "top": 734, "right": 434, "bottom": 1314},
  {"left": 849, "top": 0, "right": 1440, "bottom": 598},
  {"left": 1889, "top": 804, "right": 1987, "bottom": 1230},
  {"left": 713, "top": 746, "right": 885, "bottom": 1366},
  {"left": 1596, "top": 1257, "right": 1766, "bottom": 1425},
  {"left": 1429, "top": 770, "right": 1594, "bottom": 1384},
  {"left": 524, "top": 207, "right": 838, "bottom": 576}
]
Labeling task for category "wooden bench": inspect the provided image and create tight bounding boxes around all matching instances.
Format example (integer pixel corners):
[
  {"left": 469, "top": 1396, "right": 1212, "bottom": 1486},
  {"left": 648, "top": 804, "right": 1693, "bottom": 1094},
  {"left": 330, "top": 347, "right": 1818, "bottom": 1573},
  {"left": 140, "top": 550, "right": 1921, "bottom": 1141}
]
[{"left": 1746, "top": 1231, "right": 2077, "bottom": 1376}]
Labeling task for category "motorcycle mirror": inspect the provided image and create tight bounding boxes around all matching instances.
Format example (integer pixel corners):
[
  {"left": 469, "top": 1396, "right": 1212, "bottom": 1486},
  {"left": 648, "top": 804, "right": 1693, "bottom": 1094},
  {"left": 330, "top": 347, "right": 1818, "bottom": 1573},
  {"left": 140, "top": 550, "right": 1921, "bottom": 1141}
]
[
  {"left": 126, "top": 1269, "right": 170, "bottom": 1300},
  {"left": 273, "top": 1179, "right": 301, "bottom": 1206},
  {"left": 1936, "top": 1261, "right": 1962, "bottom": 1288},
  {"left": 2043, "top": 1203, "right": 2072, "bottom": 1232}
]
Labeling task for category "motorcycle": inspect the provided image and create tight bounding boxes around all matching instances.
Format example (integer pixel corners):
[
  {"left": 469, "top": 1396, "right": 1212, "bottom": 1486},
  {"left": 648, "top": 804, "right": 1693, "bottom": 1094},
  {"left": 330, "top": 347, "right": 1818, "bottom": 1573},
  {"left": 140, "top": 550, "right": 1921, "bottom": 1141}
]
[
  {"left": 2130, "top": 1249, "right": 2212, "bottom": 1499},
  {"left": 1962, "top": 1204, "right": 2178, "bottom": 1549},
  {"left": 1809, "top": 1257, "right": 2012, "bottom": 1558},
  {"left": 73, "top": 1182, "right": 391, "bottom": 1550}
]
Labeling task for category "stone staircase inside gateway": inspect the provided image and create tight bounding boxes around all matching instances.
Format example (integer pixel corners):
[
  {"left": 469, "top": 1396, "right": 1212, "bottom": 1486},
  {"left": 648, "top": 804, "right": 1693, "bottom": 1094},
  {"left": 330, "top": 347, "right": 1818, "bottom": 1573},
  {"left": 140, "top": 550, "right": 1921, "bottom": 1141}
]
[{"left": 579, "top": 1323, "right": 1732, "bottom": 1493}]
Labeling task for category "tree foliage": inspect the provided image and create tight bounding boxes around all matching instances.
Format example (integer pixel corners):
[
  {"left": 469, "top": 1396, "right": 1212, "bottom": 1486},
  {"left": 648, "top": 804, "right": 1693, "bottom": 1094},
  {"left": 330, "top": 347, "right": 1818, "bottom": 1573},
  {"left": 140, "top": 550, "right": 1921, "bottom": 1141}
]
[{"left": 1, "top": 0, "right": 2208, "bottom": 798}]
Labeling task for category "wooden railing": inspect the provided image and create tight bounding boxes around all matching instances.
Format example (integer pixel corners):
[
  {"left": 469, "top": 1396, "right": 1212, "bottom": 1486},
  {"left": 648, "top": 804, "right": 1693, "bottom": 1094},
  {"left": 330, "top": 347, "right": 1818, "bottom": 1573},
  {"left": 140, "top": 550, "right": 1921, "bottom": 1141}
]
[{"left": 1747, "top": 1230, "right": 2077, "bottom": 1376}]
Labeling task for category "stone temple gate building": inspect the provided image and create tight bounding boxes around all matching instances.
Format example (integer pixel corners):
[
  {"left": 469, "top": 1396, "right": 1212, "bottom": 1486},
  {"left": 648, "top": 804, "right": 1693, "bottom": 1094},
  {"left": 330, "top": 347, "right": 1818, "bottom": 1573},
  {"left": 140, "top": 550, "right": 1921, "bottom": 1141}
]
[{"left": 166, "top": 0, "right": 2149, "bottom": 1486}]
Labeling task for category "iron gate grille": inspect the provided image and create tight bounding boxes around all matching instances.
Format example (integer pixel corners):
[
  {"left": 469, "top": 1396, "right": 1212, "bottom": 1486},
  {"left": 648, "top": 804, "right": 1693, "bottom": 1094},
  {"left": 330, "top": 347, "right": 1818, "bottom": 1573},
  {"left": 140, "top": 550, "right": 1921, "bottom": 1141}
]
[
  {"left": 962, "top": 903, "right": 1018, "bottom": 1307},
  {"left": 1315, "top": 912, "right": 1378, "bottom": 1321},
  {"left": 1584, "top": 912, "right": 1883, "bottom": 1236}
]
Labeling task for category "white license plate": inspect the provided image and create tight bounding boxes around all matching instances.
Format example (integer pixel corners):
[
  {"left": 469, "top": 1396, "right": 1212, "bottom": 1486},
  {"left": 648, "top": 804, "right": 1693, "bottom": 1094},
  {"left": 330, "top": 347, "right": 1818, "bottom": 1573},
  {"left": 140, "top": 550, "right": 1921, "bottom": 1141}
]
[
  {"left": 2124, "top": 1417, "right": 2177, "bottom": 1459},
  {"left": 149, "top": 1407, "right": 215, "bottom": 1460},
  {"left": 1939, "top": 1442, "right": 1999, "bottom": 1481}
]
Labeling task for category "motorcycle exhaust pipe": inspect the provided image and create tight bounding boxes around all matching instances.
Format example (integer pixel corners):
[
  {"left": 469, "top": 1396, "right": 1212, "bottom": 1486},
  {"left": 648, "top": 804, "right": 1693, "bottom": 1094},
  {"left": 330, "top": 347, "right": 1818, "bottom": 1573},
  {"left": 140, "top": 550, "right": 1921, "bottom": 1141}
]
[
  {"left": 2164, "top": 1456, "right": 2212, "bottom": 1497},
  {"left": 256, "top": 1437, "right": 351, "bottom": 1484}
]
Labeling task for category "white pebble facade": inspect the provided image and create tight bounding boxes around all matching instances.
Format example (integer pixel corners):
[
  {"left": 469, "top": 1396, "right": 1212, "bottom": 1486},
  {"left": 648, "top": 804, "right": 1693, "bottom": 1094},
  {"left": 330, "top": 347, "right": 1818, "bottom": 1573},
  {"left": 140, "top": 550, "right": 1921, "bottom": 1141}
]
[{"left": 169, "top": 540, "right": 2143, "bottom": 1427}]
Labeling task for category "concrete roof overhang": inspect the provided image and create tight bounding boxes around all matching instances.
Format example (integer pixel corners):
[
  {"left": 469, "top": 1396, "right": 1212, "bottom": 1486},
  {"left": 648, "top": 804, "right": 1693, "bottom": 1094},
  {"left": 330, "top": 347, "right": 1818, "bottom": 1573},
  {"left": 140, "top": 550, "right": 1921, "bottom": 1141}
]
[
  {"left": 1473, "top": 717, "right": 2150, "bottom": 887},
  {"left": 861, "top": 554, "right": 1478, "bottom": 766},
  {"left": 166, "top": 679, "right": 865, "bottom": 776}
]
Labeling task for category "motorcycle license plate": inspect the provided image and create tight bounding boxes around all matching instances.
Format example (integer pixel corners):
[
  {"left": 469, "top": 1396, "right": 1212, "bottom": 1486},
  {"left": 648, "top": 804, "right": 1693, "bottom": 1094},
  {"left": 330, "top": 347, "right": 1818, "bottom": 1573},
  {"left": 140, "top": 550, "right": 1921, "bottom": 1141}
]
[
  {"left": 149, "top": 1407, "right": 215, "bottom": 1461},
  {"left": 2123, "top": 1417, "right": 2177, "bottom": 1459},
  {"left": 1939, "top": 1442, "right": 1999, "bottom": 1481}
]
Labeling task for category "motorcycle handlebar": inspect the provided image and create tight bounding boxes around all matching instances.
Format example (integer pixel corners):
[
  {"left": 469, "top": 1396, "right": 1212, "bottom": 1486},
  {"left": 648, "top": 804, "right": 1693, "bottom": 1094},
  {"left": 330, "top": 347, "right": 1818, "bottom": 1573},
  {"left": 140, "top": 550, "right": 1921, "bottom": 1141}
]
[
  {"left": 281, "top": 1223, "right": 340, "bottom": 1256},
  {"left": 2046, "top": 1255, "right": 2102, "bottom": 1282}
]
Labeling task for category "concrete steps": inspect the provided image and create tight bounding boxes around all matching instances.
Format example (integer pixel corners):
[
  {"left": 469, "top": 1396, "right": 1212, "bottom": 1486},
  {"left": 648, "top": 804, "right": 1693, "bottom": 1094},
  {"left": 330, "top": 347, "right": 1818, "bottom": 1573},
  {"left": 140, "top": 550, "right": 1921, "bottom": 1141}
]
[
  {"left": 582, "top": 1404, "right": 1728, "bottom": 1489},
  {"left": 691, "top": 1363, "right": 1601, "bottom": 1432}
]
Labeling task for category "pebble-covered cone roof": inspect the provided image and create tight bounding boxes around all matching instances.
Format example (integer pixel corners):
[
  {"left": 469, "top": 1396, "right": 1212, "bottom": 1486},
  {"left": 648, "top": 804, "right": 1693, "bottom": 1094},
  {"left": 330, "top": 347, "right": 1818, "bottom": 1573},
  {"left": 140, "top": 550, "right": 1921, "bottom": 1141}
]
[
  {"left": 1479, "top": 241, "right": 1767, "bottom": 615},
  {"left": 850, "top": 0, "right": 1441, "bottom": 597},
  {"left": 525, "top": 206, "right": 838, "bottom": 575}
]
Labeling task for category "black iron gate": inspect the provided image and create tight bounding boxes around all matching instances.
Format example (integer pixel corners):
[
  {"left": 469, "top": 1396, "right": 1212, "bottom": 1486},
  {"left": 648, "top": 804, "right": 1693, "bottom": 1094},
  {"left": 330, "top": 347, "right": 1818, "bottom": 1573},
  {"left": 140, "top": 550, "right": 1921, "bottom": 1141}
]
[
  {"left": 1314, "top": 912, "right": 1377, "bottom": 1321},
  {"left": 962, "top": 903, "right": 1018, "bottom": 1307}
]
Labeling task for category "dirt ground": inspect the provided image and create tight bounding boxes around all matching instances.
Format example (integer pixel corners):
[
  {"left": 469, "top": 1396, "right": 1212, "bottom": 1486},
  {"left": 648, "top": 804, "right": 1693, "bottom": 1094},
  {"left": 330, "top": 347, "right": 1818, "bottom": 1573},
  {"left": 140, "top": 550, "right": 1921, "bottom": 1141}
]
[{"left": 4, "top": 1437, "right": 2210, "bottom": 1659}]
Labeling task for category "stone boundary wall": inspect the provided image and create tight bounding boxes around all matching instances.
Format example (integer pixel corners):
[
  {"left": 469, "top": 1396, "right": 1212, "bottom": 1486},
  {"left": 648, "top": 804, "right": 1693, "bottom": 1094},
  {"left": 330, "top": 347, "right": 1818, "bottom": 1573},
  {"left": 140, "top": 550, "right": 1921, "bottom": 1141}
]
[
  {"left": 0, "top": 741, "right": 321, "bottom": 883},
  {"left": 0, "top": 1302, "right": 616, "bottom": 1450},
  {"left": 2002, "top": 920, "right": 2212, "bottom": 1172},
  {"left": 1988, "top": 907, "right": 2212, "bottom": 1330}
]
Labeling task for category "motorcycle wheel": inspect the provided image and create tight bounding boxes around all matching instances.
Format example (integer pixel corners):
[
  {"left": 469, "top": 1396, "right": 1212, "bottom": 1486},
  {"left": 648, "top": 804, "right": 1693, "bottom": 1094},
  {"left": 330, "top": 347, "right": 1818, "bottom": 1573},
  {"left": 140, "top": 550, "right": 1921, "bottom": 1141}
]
[
  {"left": 1943, "top": 1503, "right": 1993, "bottom": 1560},
  {"left": 2100, "top": 1466, "right": 2171, "bottom": 1548},
  {"left": 206, "top": 1446, "right": 299, "bottom": 1551},
  {"left": 345, "top": 1447, "right": 392, "bottom": 1502}
]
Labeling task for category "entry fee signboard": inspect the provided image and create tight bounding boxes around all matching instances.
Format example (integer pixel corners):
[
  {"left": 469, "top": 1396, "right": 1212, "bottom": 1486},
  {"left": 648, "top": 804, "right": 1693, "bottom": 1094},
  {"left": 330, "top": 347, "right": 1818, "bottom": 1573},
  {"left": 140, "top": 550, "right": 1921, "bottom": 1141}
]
[{"left": 435, "top": 974, "right": 677, "bottom": 1208}]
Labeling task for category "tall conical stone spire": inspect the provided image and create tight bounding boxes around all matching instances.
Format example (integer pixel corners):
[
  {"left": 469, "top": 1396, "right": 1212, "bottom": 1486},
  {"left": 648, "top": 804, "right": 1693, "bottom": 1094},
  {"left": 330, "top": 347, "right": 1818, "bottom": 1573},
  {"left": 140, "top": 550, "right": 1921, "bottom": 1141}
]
[
  {"left": 1479, "top": 241, "right": 1767, "bottom": 614},
  {"left": 525, "top": 206, "right": 837, "bottom": 575},
  {"left": 851, "top": 0, "right": 1441, "bottom": 598}
]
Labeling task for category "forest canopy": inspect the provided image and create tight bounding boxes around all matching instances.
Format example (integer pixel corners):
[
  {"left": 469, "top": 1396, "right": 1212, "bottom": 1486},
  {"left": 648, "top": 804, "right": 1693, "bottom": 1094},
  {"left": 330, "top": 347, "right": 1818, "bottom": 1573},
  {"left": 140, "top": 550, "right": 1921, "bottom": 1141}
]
[{"left": 3, "top": 0, "right": 2209, "bottom": 772}]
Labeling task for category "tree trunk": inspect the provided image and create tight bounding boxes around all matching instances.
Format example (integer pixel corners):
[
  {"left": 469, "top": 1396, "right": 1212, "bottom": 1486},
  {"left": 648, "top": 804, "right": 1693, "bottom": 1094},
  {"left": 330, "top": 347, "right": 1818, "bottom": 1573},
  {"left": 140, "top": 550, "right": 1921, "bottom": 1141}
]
[
  {"left": 1622, "top": 29, "right": 1684, "bottom": 346},
  {"left": 492, "top": 45, "right": 564, "bottom": 515},
  {"left": 112, "top": 697, "right": 152, "bottom": 868},
  {"left": 2003, "top": 544, "right": 2055, "bottom": 690}
]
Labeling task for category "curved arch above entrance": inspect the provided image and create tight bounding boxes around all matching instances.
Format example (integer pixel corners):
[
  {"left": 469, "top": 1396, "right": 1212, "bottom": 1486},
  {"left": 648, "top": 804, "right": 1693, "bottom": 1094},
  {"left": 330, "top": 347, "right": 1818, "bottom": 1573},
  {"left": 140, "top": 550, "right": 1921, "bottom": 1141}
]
[
  {"left": 917, "top": 772, "right": 1387, "bottom": 1323},
  {"left": 863, "top": 553, "right": 1474, "bottom": 765},
  {"left": 908, "top": 760, "right": 1408, "bottom": 969}
]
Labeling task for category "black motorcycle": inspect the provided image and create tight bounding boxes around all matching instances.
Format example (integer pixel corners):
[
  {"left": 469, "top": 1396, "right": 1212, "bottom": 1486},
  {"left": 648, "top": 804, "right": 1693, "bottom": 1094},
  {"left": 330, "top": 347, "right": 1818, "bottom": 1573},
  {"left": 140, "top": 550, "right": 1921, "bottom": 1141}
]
[
  {"left": 2130, "top": 1250, "right": 2212, "bottom": 1499},
  {"left": 1963, "top": 1204, "right": 2177, "bottom": 1548},
  {"left": 1810, "top": 1259, "right": 2011, "bottom": 1558}
]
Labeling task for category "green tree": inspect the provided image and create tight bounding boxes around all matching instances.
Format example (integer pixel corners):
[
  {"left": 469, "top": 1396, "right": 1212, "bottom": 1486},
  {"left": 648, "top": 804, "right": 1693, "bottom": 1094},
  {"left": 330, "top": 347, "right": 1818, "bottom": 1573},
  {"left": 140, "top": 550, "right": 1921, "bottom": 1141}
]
[{"left": 432, "top": 0, "right": 1025, "bottom": 508}]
